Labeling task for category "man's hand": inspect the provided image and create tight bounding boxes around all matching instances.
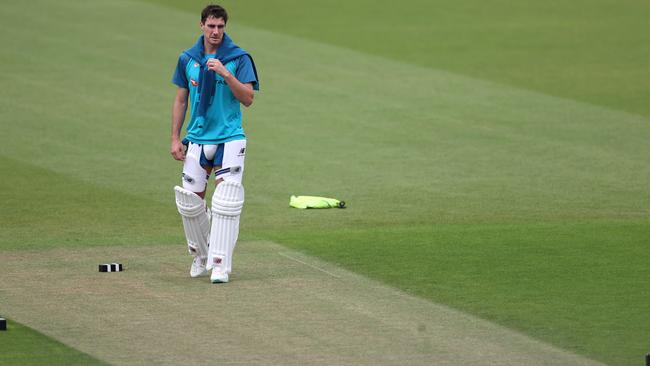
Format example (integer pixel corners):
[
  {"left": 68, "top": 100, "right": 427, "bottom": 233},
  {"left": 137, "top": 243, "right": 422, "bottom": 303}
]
[
  {"left": 206, "top": 58, "right": 229, "bottom": 78},
  {"left": 171, "top": 139, "right": 186, "bottom": 161},
  {"left": 206, "top": 58, "right": 254, "bottom": 107}
]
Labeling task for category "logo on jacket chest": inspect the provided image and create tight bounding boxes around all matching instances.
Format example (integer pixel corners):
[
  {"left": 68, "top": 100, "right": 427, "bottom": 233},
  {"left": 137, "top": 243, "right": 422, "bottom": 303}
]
[
  {"left": 189, "top": 77, "right": 226, "bottom": 88},
  {"left": 188, "top": 61, "right": 234, "bottom": 88}
]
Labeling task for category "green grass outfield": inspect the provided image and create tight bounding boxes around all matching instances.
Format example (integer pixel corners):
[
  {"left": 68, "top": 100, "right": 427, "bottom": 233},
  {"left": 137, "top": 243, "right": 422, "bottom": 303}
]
[
  {"left": 0, "top": 320, "right": 106, "bottom": 366},
  {"left": 1, "top": 0, "right": 649, "bottom": 365}
]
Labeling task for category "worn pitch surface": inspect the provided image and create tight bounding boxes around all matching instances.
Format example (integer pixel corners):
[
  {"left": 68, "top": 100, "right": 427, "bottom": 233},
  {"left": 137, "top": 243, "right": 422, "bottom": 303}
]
[{"left": 0, "top": 243, "right": 602, "bottom": 365}]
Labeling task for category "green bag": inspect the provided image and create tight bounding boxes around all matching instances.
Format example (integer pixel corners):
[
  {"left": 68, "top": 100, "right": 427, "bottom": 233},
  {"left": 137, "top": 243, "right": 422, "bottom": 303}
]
[{"left": 289, "top": 195, "right": 346, "bottom": 209}]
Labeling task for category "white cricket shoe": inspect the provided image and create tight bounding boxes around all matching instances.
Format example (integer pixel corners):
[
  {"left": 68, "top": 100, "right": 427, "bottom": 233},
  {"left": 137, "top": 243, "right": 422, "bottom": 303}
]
[
  {"left": 211, "top": 268, "right": 229, "bottom": 283},
  {"left": 190, "top": 256, "right": 209, "bottom": 278}
]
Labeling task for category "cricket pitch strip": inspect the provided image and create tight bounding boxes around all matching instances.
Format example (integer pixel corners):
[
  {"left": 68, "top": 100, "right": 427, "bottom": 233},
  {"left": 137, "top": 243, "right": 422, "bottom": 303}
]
[{"left": 0, "top": 241, "right": 603, "bottom": 365}]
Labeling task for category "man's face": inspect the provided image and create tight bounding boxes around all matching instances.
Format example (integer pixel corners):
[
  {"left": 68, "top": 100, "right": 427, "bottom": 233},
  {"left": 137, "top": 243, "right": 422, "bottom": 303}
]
[{"left": 201, "top": 16, "right": 226, "bottom": 47}]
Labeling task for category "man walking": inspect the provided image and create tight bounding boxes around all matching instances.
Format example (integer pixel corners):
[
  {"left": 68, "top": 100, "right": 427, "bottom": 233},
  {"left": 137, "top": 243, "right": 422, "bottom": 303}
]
[{"left": 171, "top": 5, "right": 259, "bottom": 283}]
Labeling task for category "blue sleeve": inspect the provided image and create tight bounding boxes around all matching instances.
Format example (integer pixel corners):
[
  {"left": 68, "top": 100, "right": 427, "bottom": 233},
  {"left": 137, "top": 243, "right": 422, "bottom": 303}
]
[
  {"left": 172, "top": 54, "right": 190, "bottom": 89},
  {"left": 235, "top": 55, "right": 259, "bottom": 91}
]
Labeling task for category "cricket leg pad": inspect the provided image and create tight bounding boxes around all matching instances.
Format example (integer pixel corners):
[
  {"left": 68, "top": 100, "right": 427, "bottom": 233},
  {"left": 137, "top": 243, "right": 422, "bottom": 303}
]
[
  {"left": 207, "top": 181, "right": 244, "bottom": 278},
  {"left": 174, "top": 186, "right": 210, "bottom": 263}
]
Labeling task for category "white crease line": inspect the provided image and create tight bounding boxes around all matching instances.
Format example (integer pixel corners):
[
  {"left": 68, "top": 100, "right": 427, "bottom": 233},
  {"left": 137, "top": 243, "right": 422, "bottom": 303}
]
[{"left": 277, "top": 252, "right": 341, "bottom": 279}]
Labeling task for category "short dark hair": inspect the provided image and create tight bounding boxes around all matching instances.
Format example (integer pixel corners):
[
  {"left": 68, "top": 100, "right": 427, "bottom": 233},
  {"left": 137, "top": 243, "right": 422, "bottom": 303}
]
[{"left": 201, "top": 5, "right": 228, "bottom": 24}]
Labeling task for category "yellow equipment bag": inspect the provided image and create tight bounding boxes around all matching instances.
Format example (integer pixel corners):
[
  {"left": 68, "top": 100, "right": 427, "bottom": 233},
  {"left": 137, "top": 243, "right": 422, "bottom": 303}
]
[{"left": 289, "top": 195, "right": 346, "bottom": 209}]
